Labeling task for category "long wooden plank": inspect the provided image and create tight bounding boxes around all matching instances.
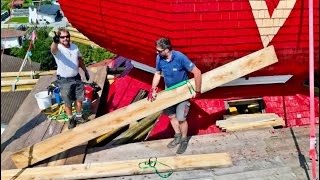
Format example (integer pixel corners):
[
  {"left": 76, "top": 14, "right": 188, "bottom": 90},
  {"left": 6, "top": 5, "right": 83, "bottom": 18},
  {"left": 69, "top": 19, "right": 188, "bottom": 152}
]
[
  {"left": 216, "top": 115, "right": 280, "bottom": 126},
  {"left": 225, "top": 119, "right": 285, "bottom": 132},
  {"left": 11, "top": 46, "right": 278, "bottom": 168},
  {"left": 223, "top": 113, "right": 278, "bottom": 120},
  {"left": 2, "top": 153, "right": 232, "bottom": 180},
  {"left": 1, "top": 79, "right": 39, "bottom": 86},
  {"left": 0, "top": 70, "right": 57, "bottom": 77}
]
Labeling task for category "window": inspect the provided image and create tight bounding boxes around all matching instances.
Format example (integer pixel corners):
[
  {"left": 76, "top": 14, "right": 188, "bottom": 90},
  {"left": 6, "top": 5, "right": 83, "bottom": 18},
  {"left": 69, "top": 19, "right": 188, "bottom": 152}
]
[{"left": 224, "top": 97, "right": 265, "bottom": 115}]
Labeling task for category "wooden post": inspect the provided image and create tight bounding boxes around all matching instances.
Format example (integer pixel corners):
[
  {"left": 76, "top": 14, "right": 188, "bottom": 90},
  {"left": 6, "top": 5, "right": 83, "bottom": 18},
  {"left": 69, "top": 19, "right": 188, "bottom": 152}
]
[
  {"left": 3, "top": 153, "right": 232, "bottom": 179},
  {"left": 11, "top": 46, "right": 278, "bottom": 168}
]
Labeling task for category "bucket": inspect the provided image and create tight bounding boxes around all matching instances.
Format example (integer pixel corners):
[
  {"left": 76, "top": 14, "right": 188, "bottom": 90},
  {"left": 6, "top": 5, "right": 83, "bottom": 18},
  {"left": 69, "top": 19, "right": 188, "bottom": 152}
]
[
  {"left": 84, "top": 85, "right": 93, "bottom": 102},
  {"left": 35, "top": 91, "right": 52, "bottom": 109},
  {"left": 53, "top": 87, "right": 62, "bottom": 103}
]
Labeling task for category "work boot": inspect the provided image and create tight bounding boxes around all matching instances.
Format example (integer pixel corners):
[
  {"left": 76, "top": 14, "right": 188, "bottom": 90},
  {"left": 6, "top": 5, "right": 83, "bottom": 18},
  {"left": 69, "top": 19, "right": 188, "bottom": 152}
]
[
  {"left": 167, "top": 133, "right": 181, "bottom": 148},
  {"left": 68, "top": 116, "right": 76, "bottom": 129},
  {"left": 176, "top": 137, "right": 189, "bottom": 154},
  {"left": 75, "top": 115, "right": 88, "bottom": 124}
]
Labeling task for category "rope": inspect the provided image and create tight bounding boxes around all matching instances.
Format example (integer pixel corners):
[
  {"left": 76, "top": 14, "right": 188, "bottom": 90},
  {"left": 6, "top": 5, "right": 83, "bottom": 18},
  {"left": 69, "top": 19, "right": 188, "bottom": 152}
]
[
  {"left": 164, "top": 80, "right": 196, "bottom": 96},
  {"left": 8, "top": 0, "right": 43, "bottom": 91},
  {"left": 138, "top": 157, "right": 173, "bottom": 178}
]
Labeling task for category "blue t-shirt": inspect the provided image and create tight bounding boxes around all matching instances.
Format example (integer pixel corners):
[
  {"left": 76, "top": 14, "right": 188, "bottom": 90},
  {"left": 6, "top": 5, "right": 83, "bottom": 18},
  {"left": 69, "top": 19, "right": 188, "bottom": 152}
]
[{"left": 156, "top": 50, "right": 195, "bottom": 88}]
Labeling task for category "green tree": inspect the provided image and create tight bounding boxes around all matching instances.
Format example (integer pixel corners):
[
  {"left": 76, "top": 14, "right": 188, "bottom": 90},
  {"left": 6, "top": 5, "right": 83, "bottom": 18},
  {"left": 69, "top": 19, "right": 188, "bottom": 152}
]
[
  {"left": 74, "top": 42, "right": 115, "bottom": 65},
  {"left": 10, "top": 27, "right": 115, "bottom": 70},
  {"left": 10, "top": 27, "right": 56, "bottom": 71}
]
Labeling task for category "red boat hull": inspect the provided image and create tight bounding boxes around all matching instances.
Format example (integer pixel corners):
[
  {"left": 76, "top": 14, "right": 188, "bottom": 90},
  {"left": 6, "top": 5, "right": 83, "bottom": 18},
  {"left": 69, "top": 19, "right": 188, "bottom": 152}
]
[{"left": 59, "top": 0, "right": 319, "bottom": 78}]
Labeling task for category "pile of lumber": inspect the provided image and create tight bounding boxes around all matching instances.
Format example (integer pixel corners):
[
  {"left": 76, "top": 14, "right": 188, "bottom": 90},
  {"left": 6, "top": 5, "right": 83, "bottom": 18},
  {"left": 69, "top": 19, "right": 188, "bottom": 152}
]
[
  {"left": 216, "top": 113, "right": 285, "bottom": 132},
  {"left": 1, "top": 71, "right": 56, "bottom": 92}
]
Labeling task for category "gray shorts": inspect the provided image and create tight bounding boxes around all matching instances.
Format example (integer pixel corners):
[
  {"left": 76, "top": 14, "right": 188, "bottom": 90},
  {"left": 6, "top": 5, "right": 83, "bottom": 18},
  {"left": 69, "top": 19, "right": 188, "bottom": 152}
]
[
  {"left": 56, "top": 75, "right": 84, "bottom": 107},
  {"left": 163, "top": 101, "right": 190, "bottom": 121}
]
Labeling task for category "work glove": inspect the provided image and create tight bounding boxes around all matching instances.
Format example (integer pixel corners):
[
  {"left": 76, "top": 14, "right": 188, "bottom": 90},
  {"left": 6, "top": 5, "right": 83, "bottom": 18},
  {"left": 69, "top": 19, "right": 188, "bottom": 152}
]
[
  {"left": 52, "top": 32, "right": 60, "bottom": 44},
  {"left": 191, "top": 90, "right": 201, "bottom": 99},
  {"left": 85, "top": 70, "right": 90, "bottom": 81},
  {"left": 147, "top": 87, "right": 157, "bottom": 102}
]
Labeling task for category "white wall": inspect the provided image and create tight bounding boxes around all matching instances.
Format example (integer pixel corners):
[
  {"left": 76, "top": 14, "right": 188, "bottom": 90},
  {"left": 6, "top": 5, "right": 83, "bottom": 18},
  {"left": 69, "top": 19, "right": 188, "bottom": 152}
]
[
  {"left": 1, "top": 37, "right": 21, "bottom": 49},
  {"left": 29, "top": 6, "right": 56, "bottom": 24}
]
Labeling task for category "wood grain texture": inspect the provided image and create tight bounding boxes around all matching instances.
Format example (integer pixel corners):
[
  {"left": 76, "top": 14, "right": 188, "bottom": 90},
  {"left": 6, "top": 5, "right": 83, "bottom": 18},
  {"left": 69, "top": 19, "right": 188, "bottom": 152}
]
[
  {"left": 11, "top": 46, "right": 278, "bottom": 168},
  {"left": 2, "top": 153, "right": 232, "bottom": 180}
]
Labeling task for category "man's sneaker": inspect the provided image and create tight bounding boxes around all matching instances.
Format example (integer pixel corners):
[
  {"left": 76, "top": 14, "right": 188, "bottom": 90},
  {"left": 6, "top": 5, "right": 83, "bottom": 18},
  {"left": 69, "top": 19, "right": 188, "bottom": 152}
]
[
  {"left": 167, "top": 133, "right": 181, "bottom": 148},
  {"left": 68, "top": 117, "right": 76, "bottom": 129},
  {"left": 75, "top": 115, "right": 88, "bottom": 124},
  {"left": 176, "top": 137, "right": 188, "bottom": 154}
]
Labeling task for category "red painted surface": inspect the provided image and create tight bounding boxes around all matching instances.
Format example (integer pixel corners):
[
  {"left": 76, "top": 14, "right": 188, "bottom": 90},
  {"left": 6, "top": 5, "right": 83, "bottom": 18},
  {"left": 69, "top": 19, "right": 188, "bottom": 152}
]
[
  {"left": 58, "top": 0, "right": 319, "bottom": 80},
  {"left": 103, "top": 68, "right": 319, "bottom": 140}
]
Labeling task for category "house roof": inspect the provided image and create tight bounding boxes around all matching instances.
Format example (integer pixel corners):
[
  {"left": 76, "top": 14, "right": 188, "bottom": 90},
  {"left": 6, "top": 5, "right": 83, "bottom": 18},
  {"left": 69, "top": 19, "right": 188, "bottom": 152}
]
[
  {"left": 11, "top": 1, "right": 24, "bottom": 5},
  {"left": 1, "top": 54, "right": 41, "bottom": 72},
  {"left": 39, "top": 5, "right": 60, "bottom": 15},
  {"left": 1, "top": 91, "right": 31, "bottom": 124},
  {"left": 1, "top": 54, "right": 41, "bottom": 125},
  {"left": 1, "top": 30, "right": 26, "bottom": 38}
]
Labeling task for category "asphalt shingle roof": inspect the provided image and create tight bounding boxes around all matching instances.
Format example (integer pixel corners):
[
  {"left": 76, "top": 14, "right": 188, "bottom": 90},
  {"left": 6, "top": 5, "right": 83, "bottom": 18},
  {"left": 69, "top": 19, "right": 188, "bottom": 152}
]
[
  {"left": 1, "top": 91, "right": 30, "bottom": 124},
  {"left": 1, "top": 54, "right": 40, "bottom": 72},
  {"left": 1, "top": 54, "right": 41, "bottom": 125},
  {"left": 1, "top": 30, "right": 26, "bottom": 38},
  {"left": 39, "top": 5, "right": 60, "bottom": 15}
]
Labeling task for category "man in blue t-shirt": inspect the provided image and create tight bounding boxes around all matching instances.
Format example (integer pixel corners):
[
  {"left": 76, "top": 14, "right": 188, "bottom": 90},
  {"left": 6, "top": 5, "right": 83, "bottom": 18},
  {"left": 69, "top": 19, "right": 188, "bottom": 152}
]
[{"left": 147, "top": 37, "right": 202, "bottom": 154}]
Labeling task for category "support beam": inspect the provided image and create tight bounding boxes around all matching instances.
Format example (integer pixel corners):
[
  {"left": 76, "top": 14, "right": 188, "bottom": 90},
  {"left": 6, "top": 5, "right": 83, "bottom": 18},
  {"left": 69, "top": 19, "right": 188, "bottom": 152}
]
[
  {"left": 3, "top": 153, "right": 232, "bottom": 180},
  {"left": 1, "top": 70, "right": 56, "bottom": 77},
  {"left": 1, "top": 79, "right": 39, "bottom": 87},
  {"left": 11, "top": 46, "right": 278, "bottom": 168}
]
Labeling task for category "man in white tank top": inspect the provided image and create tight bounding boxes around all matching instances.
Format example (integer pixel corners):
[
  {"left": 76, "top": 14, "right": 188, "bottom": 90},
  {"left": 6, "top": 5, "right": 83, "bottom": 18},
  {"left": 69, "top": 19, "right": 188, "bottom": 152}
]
[{"left": 51, "top": 28, "right": 90, "bottom": 129}]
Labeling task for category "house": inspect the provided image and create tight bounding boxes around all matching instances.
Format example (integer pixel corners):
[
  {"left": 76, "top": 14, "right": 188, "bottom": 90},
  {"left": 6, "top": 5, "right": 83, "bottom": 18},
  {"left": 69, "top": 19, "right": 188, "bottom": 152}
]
[
  {"left": 29, "top": 5, "right": 61, "bottom": 24},
  {"left": 1, "top": 54, "right": 40, "bottom": 134},
  {"left": 32, "top": 0, "right": 59, "bottom": 6},
  {"left": 1, "top": 29, "right": 26, "bottom": 49}
]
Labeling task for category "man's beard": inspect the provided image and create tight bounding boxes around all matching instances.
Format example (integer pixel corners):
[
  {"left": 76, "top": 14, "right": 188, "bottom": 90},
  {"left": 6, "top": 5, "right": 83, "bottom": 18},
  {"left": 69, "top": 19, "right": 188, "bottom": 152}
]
[{"left": 159, "top": 54, "right": 167, "bottom": 59}]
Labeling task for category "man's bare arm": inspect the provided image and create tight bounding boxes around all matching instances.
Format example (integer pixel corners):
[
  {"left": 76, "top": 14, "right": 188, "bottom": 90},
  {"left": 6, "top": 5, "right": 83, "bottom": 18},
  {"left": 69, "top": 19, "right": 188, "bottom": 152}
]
[
  {"left": 190, "top": 66, "right": 202, "bottom": 93},
  {"left": 151, "top": 71, "right": 162, "bottom": 89},
  {"left": 78, "top": 57, "right": 87, "bottom": 72}
]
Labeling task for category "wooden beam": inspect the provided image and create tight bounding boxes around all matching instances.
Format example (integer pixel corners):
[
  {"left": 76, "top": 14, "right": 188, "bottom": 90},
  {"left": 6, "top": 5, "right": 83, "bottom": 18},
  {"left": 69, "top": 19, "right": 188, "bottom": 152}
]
[
  {"left": 11, "top": 46, "right": 278, "bottom": 168},
  {"left": 1, "top": 70, "right": 56, "bottom": 77},
  {"left": 1, "top": 79, "right": 39, "bottom": 87},
  {"left": 3, "top": 153, "right": 232, "bottom": 179},
  {"left": 1, "top": 85, "right": 34, "bottom": 92}
]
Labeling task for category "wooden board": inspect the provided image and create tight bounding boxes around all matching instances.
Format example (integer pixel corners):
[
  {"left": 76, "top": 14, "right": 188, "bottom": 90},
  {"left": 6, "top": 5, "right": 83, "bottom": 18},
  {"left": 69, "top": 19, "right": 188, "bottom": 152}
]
[
  {"left": 0, "top": 70, "right": 56, "bottom": 77},
  {"left": 2, "top": 153, "right": 232, "bottom": 179},
  {"left": 84, "top": 126, "right": 318, "bottom": 180},
  {"left": 11, "top": 46, "right": 278, "bottom": 168}
]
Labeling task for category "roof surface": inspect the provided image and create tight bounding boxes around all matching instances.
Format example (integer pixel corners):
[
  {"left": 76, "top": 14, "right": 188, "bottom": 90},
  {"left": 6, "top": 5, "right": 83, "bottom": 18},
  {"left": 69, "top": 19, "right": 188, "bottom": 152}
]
[
  {"left": 1, "top": 91, "right": 30, "bottom": 124},
  {"left": 1, "top": 54, "right": 41, "bottom": 125},
  {"left": 39, "top": 5, "right": 60, "bottom": 15},
  {"left": 1, "top": 30, "right": 26, "bottom": 38},
  {"left": 1, "top": 54, "right": 40, "bottom": 72}
]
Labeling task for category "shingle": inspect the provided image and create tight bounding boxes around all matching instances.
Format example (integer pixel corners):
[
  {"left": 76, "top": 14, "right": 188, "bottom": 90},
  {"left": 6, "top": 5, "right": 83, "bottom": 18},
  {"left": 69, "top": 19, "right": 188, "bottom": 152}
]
[
  {"left": 1, "top": 55, "right": 41, "bottom": 125},
  {"left": 1, "top": 29, "right": 26, "bottom": 38},
  {"left": 39, "top": 5, "right": 60, "bottom": 15},
  {"left": 1, "top": 91, "right": 30, "bottom": 124},
  {"left": 1, "top": 54, "right": 41, "bottom": 72}
]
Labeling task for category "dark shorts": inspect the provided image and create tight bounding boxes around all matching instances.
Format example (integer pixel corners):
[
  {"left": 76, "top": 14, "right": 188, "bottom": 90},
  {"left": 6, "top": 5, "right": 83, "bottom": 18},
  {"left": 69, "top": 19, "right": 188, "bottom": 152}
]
[
  {"left": 163, "top": 101, "right": 190, "bottom": 121},
  {"left": 56, "top": 74, "right": 84, "bottom": 107}
]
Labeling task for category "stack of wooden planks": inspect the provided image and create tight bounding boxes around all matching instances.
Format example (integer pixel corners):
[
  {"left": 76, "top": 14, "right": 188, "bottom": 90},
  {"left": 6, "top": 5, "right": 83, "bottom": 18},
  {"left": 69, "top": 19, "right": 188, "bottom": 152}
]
[
  {"left": 216, "top": 113, "right": 285, "bottom": 132},
  {"left": 1, "top": 70, "right": 57, "bottom": 92}
]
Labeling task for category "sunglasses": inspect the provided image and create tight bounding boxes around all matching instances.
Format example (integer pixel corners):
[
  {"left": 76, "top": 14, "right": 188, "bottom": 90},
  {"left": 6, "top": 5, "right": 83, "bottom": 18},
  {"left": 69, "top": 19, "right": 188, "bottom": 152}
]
[
  {"left": 59, "top": 35, "right": 70, "bottom": 39},
  {"left": 156, "top": 49, "right": 165, "bottom": 53}
]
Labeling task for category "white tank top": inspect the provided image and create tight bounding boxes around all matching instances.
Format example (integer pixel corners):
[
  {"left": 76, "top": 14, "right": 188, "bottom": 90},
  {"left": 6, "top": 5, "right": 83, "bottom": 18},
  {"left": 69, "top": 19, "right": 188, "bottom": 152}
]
[{"left": 53, "top": 42, "right": 82, "bottom": 77}]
